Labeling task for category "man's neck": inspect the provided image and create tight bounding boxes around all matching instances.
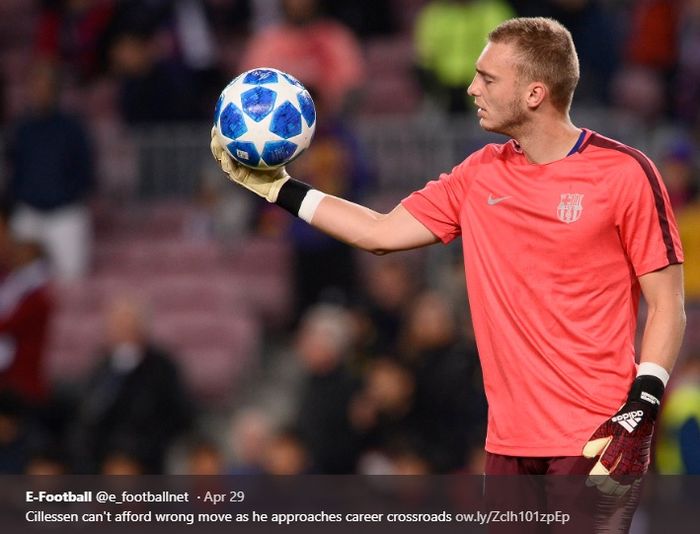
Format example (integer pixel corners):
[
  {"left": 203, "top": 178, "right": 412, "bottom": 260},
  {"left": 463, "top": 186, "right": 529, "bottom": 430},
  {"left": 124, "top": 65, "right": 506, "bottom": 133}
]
[{"left": 513, "top": 120, "right": 582, "bottom": 165}]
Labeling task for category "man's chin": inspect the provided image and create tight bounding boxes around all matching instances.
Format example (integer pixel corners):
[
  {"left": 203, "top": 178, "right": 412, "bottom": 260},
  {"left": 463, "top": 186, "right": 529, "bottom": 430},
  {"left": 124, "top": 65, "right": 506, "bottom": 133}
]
[
  {"left": 479, "top": 119, "right": 518, "bottom": 138},
  {"left": 479, "top": 120, "right": 502, "bottom": 135}
]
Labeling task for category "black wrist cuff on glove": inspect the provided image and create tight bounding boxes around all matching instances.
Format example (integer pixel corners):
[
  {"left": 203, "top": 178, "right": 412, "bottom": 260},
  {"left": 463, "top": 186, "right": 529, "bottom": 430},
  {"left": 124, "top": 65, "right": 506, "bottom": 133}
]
[
  {"left": 276, "top": 179, "right": 312, "bottom": 216},
  {"left": 628, "top": 375, "right": 665, "bottom": 419}
]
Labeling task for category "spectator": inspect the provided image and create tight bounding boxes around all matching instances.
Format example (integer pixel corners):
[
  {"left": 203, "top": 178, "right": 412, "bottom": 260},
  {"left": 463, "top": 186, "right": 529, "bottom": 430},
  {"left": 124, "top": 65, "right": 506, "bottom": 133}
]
[
  {"left": 261, "top": 427, "right": 310, "bottom": 474},
  {"left": 4, "top": 62, "right": 94, "bottom": 281},
  {"left": 414, "top": 0, "right": 514, "bottom": 113},
  {"left": 280, "top": 89, "right": 372, "bottom": 315},
  {"left": 625, "top": 0, "right": 679, "bottom": 75},
  {"left": 184, "top": 437, "right": 225, "bottom": 475},
  {"left": 350, "top": 357, "right": 424, "bottom": 468},
  {"left": 400, "top": 291, "right": 486, "bottom": 472},
  {"left": 0, "top": 233, "right": 54, "bottom": 406},
  {"left": 348, "top": 291, "right": 485, "bottom": 474},
  {"left": 171, "top": 0, "right": 217, "bottom": 72},
  {"left": 293, "top": 304, "right": 362, "bottom": 473},
  {"left": 108, "top": 21, "right": 198, "bottom": 124},
  {"left": 611, "top": 0, "right": 681, "bottom": 120},
  {"left": 170, "top": 0, "right": 229, "bottom": 119},
  {"left": 228, "top": 407, "right": 274, "bottom": 474},
  {"left": 70, "top": 296, "right": 192, "bottom": 473},
  {"left": 34, "top": 0, "right": 116, "bottom": 83},
  {"left": 352, "top": 259, "right": 417, "bottom": 357},
  {"left": 240, "top": 0, "right": 366, "bottom": 115}
]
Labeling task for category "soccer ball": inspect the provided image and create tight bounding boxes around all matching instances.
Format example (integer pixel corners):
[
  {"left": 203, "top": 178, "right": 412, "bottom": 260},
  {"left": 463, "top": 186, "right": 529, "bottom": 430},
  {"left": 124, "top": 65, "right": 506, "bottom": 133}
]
[{"left": 213, "top": 68, "right": 316, "bottom": 170}]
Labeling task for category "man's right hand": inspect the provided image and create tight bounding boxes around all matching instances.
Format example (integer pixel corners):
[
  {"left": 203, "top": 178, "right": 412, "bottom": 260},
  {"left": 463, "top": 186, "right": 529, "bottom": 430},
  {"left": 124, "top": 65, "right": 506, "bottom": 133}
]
[{"left": 210, "top": 127, "right": 290, "bottom": 202}]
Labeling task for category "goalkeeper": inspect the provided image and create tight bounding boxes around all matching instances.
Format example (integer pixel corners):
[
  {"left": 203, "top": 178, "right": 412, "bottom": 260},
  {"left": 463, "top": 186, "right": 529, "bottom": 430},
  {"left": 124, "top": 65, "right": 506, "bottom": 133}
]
[{"left": 211, "top": 17, "right": 685, "bottom": 510}]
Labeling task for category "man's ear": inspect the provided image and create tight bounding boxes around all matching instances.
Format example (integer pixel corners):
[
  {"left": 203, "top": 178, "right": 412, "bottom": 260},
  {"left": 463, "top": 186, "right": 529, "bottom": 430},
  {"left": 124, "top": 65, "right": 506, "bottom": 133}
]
[{"left": 525, "top": 81, "right": 547, "bottom": 109}]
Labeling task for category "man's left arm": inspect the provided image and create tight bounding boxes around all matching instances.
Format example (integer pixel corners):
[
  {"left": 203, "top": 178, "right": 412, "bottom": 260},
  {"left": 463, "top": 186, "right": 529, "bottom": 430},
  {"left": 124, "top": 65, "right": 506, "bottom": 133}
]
[
  {"left": 583, "top": 263, "right": 686, "bottom": 495},
  {"left": 637, "top": 263, "right": 686, "bottom": 374}
]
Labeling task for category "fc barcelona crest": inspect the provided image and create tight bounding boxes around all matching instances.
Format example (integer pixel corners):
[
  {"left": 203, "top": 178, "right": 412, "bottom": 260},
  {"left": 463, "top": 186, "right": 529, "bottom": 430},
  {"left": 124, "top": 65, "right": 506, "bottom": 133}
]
[{"left": 557, "top": 193, "right": 584, "bottom": 223}]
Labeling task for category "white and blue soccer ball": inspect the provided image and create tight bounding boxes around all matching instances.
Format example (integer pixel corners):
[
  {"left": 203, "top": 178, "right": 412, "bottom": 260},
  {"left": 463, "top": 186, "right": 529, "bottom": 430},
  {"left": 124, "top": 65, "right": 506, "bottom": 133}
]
[{"left": 213, "top": 68, "right": 316, "bottom": 170}]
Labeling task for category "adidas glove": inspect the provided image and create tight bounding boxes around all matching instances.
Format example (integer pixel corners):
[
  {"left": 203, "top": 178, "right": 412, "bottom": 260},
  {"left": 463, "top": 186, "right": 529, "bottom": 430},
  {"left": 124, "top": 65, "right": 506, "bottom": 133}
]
[
  {"left": 582, "top": 373, "right": 665, "bottom": 496},
  {"left": 210, "top": 126, "right": 291, "bottom": 202}
]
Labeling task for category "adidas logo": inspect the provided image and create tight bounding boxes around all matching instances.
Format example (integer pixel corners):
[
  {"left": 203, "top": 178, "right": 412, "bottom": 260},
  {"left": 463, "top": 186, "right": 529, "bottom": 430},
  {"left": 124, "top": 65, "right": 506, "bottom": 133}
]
[{"left": 612, "top": 410, "right": 644, "bottom": 433}]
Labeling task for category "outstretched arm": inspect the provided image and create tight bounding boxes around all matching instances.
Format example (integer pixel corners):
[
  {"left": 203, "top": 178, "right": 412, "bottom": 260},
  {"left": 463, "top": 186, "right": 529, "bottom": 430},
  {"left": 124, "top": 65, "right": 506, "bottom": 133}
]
[
  {"left": 210, "top": 128, "right": 439, "bottom": 254},
  {"left": 309, "top": 196, "right": 438, "bottom": 254}
]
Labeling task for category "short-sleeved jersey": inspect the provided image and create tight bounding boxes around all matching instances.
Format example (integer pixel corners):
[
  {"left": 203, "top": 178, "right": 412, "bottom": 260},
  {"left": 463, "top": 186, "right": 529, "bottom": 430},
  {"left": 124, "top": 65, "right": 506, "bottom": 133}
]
[{"left": 401, "top": 129, "right": 683, "bottom": 456}]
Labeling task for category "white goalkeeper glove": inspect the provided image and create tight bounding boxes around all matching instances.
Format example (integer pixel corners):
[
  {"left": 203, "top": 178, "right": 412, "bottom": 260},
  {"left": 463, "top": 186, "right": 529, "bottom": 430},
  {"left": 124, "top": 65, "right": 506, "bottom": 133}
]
[{"left": 210, "top": 127, "right": 290, "bottom": 202}]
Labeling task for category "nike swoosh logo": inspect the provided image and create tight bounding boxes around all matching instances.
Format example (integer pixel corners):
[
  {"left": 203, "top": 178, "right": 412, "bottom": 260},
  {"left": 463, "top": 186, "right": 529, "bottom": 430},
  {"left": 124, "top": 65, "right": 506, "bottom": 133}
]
[{"left": 487, "top": 194, "right": 512, "bottom": 205}]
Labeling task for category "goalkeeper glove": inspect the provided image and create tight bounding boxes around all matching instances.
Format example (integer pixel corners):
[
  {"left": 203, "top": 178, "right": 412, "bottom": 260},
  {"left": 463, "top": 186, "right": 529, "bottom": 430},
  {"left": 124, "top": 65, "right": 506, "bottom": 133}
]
[
  {"left": 582, "top": 373, "right": 666, "bottom": 496},
  {"left": 210, "top": 127, "right": 323, "bottom": 220},
  {"left": 210, "top": 127, "right": 290, "bottom": 202}
]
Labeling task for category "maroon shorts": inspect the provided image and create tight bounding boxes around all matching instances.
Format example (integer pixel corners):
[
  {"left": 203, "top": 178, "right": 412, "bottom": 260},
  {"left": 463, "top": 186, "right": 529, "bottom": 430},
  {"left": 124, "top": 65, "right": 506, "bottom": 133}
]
[
  {"left": 485, "top": 452, "right": 597, "bottom": 475},
  {"left": 482, "top": 452, "right": 641, "bottom": 534}
]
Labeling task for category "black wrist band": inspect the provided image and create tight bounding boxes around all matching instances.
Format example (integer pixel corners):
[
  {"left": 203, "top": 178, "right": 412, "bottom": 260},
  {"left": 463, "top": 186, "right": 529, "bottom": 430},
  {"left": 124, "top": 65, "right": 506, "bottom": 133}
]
[
  {"left": 276, "top": 178, "right": 312, "bottom": 216},
  {"left": 628, "top": 375, "right": 665, "bottom": 417}
]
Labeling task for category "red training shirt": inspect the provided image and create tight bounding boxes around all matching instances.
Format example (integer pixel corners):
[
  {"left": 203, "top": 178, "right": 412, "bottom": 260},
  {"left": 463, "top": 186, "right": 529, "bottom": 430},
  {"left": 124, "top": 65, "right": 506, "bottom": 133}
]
[{"left": 402, "top": 130, "right": 683, "bottom": 456}]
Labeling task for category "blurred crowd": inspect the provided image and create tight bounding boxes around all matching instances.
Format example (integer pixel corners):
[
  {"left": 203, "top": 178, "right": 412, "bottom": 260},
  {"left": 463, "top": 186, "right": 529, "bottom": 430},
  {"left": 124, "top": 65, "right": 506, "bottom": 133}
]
[{"left": 0, "top": 0, "right": 698, "bottom": 476}]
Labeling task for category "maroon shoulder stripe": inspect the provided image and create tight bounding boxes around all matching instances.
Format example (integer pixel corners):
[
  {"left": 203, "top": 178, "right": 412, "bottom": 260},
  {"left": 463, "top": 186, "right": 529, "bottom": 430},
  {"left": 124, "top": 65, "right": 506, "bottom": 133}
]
[{"left": 587, "top": 134, "right": 679, "bottom": 264}]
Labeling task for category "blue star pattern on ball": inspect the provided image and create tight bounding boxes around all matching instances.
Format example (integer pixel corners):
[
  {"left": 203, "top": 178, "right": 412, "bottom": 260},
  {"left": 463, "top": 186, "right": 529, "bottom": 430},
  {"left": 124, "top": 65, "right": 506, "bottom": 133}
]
[
  {"left": 220, "top": 103, "right": 247, "bottom": 139},
  {"left": 270, "top": 102, "right": 302, "bottom": 139},
  {"left": 243, "top": 69, "right": 279, "bottom": 85},
  {"left": 241, "top": 87, "right": 277, "bottom": 122},
  {"left": 214, "top": 67, "right": 316, "bottom": 169},
  {"left": 297, "top": 92, "right": 316, "bottom": 127},
  {"left": 262, "top": 141, "right": 298, "bottom": 167},
  {"left": 227, "top": 141, "right": 261, "bottom": 167}
]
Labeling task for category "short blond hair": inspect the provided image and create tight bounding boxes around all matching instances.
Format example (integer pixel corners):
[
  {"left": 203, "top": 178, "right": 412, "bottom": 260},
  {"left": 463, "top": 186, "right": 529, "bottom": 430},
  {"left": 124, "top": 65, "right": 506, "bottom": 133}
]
[{"left": 488, "top": 17, "right": 580, "bottom": 113}]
